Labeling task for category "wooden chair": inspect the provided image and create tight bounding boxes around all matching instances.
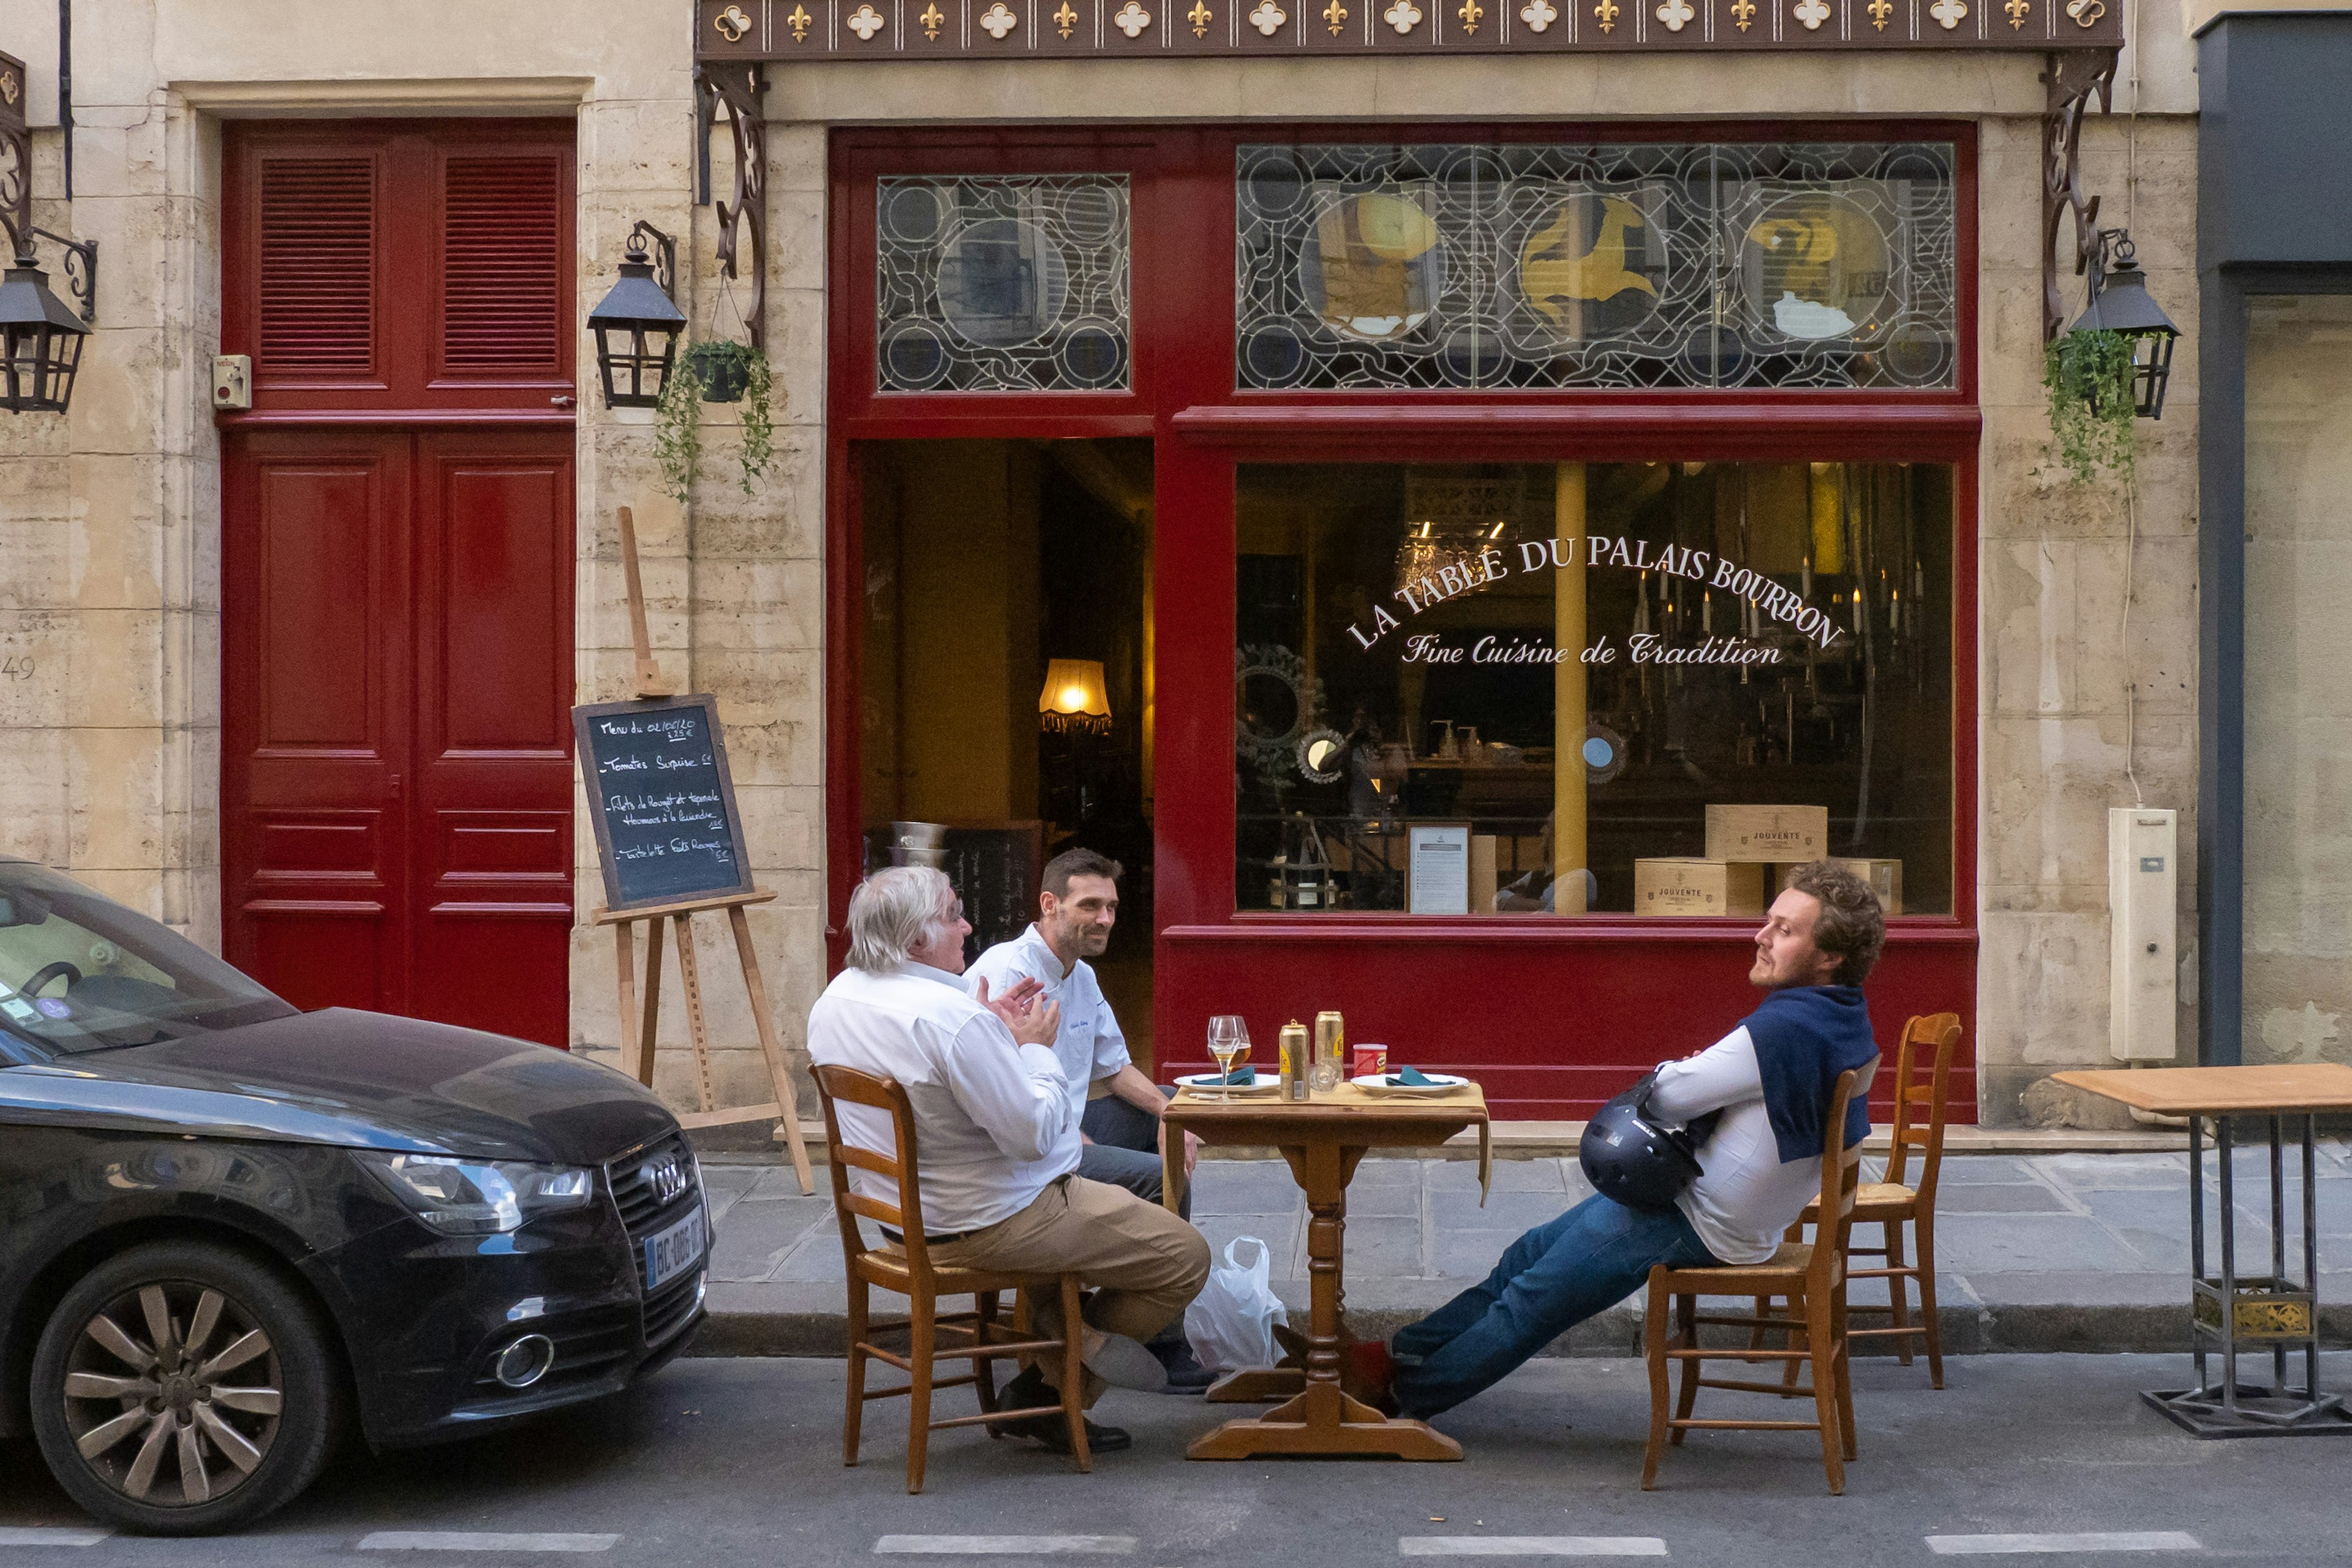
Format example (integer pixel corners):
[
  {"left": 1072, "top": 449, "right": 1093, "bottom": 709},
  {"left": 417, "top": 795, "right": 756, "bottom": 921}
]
[
  {"left": 814, "top": 1064, "right": 1090, "bottom": 1493},
  {"left": 1642, "top": 1056, "right": 1879, "bottom": 1496},
  {"left": 1790, "top": 1012, "right": 1964, "bottom": 1388}
]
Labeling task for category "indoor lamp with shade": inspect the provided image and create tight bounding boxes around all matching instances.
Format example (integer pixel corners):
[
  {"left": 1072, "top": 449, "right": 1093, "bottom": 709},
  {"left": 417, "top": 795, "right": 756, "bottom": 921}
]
[{"left": 1038, "top": 658, "right": 1112, "bottom": 736}]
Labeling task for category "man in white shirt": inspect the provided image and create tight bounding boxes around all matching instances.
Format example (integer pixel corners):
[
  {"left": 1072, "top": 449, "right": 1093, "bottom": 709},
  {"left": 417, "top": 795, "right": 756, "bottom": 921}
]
[
  {"left": 967, "top": 848, "right": 1212, "bottom": 1391},
  {"left": 1366, "top": 861, "right": 1887, "bottom": 1422},
  {"left": 808, "top": 865, "right": 1211, "bottom": 1455}
]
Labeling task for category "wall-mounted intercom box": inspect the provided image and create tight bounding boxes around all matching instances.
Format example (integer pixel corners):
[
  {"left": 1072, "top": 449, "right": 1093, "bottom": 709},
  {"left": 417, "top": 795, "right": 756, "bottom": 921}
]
[{"left": 2109, "top": 807, "right": 2179, "bottom": 1061}]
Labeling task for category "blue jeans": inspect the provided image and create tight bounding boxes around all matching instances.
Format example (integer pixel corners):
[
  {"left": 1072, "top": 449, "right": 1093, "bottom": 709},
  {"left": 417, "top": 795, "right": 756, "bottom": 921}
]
[{"left": 1391, "top": 1194, "right": 1718, "bottom": 1420}]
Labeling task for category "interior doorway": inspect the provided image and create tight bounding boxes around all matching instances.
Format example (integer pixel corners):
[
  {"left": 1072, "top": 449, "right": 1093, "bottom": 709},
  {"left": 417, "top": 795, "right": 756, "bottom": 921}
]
[{"left": 856, "top": 438, "right": 1156, "bottom": 1066}]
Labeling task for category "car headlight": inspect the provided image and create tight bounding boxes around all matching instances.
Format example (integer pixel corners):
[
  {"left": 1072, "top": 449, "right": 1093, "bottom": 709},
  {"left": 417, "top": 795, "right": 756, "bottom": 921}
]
[{"left": 360, "top": 1153, "right": 595, "bottom": 1235}]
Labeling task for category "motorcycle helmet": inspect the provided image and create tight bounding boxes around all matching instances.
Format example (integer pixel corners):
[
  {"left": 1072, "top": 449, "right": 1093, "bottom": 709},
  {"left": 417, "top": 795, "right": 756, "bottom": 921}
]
[{"left": 1579, "top": 1070, "right": 1708, "bottom": 1215}]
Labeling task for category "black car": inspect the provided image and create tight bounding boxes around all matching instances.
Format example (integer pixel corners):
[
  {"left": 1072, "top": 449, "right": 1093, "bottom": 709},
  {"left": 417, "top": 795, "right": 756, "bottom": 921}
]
[{"left": 0, "top": 858, "right": 709, "bottom": 1535}]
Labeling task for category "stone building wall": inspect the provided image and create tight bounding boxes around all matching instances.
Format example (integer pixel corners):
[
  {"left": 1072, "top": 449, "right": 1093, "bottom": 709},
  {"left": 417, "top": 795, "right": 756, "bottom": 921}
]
[{"left": 0, "top": 1, "right": 2204, "bottom": 1126}]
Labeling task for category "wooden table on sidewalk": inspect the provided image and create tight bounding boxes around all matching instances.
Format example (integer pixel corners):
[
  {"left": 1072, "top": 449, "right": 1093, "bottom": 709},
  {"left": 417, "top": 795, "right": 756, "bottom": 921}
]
[
  {"left": 2053, "top": 1064, "right": 2352, "bottom": 1438},
  {"left": 1160, "top": 1081, "right": 1490, "bottom": 1461}
]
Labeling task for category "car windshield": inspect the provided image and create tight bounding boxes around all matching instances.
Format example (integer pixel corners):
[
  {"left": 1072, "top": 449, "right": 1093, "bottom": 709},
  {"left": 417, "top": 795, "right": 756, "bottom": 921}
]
[{"left": 0, "top": 862, "right": 297, "bottom": 1054}]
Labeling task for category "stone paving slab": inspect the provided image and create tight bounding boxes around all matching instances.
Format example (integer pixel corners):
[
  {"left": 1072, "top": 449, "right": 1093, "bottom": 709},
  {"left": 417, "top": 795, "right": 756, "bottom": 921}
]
[{"left": 692, "top": 1148, "right": 2352, "bottom": 1361}]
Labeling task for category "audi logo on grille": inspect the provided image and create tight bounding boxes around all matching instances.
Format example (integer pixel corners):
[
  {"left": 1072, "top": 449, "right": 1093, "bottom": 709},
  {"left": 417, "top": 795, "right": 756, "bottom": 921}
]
[{"left": 644, "top": 1155, "right": 689, "bottom": 1207}]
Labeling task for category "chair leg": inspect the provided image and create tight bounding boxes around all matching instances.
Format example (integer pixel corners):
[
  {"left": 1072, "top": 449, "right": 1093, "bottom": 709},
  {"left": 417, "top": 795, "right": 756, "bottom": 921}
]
[
  {"left": 974, "top": 1290, "right": 1003, "bottom": 1417},
  {"left": 907, "top": 1288, "right": 936, "bottom": 1495},
  {"left": 1804, "top": 1288, "right": 1845, "bottom": 1496},
  {"left": 1640, "top": 1270, "right": 1672, "bottom": 1491},
  {"left": 1883, "top": 1219, "right": 1914, "bottom": 1366},
  {"left": 1832, "top": 1281, "right": 1858, "bottom": 1463},
  {"left": 1668, "top": 1292, "right": 1700, "bottom": 1446},
  {"left": 1058, "top": 1273, "right": 1092, "bottom": 1474},
  {"left": 1915, "top": 1216, "right": 1946, "bottom": 1390},
  {"left": 844, "top": 1279, "right": 869, "bottom": 1468},
  {"left": 1747, "top": 1294, "right": 1774, "bottom": 1358}
]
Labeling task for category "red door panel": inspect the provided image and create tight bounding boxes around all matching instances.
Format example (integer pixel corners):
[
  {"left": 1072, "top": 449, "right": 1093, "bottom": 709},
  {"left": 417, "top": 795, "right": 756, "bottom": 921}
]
[
  {"left": 222, "top": 123, "right": 576, "bottom": 1045},
  {"left": 410, "top": 432, "right": 576, "bottom": 1046},
  {"left": 224, "top": 433, "right": 411, "bottom": 1015}
]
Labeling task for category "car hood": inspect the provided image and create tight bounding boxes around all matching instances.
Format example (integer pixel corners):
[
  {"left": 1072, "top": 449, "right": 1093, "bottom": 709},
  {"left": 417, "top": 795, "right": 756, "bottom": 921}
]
[{"left": 0, "top": 1009, "right": 680, "bottom": 1164}]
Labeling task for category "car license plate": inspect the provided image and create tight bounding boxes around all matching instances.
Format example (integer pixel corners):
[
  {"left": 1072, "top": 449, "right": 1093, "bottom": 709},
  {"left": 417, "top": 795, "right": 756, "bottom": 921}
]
[{"left": 643, "top": 1203, "right": 706, "bottom": 1292}]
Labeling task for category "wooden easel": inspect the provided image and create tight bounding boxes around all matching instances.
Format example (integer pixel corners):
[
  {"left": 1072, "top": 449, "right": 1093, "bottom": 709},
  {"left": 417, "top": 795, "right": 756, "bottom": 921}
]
[{"left": 590, "top": 507, "right": 814, "bottom": 1194}]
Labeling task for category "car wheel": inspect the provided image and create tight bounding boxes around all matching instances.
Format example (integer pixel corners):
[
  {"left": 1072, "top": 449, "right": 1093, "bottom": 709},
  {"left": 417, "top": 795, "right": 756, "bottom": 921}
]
[{"left": 29, "top": 1241, "right": 343, "bottom": 1536}]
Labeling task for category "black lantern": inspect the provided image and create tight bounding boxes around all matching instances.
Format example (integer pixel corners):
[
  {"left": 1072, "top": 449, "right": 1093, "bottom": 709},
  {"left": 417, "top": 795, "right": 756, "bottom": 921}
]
[
  {"left": 586, "top": 220, "right": 685, "bottom": 409},
  {"left": 2066, "top": 229, "right": 2179, "bottom": 421},
  {"left": 0, "top": 254, "right": 91, "bottom": 415},
  {"left": 1, "top": 45, "right": 97, "bottom": 417}
]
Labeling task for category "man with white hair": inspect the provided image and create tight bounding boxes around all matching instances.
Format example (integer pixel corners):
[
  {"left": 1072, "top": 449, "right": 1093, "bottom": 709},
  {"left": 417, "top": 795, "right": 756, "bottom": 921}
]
[{"left": 807, "top": 865, "right": 1212, "bottom": 1456}]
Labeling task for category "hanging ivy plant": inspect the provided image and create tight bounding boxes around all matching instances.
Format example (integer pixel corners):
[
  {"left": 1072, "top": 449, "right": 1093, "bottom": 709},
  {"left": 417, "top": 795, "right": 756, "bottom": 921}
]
[
  {"left": 735, "top": 347, "right": 774, "bottom": 496},
  {"left": 651, "top": 339, "right": 776, "bottom": 502},
  {"left": 686, "top": 340, "right": 755, "bottom": 404},
  {"left": 2043, "top": 328, "right": 2137, "bottom": 486},
  {"left": 652, "top": 355, "right": 704, "bottom": 505}
]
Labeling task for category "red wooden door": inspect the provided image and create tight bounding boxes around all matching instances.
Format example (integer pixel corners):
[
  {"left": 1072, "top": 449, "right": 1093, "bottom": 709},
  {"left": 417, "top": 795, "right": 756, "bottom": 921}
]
[
  {"left": 222, "top": 429, "right": 575, "bottom": 1045},
  {"left": 220, "top": 121, "right": 576, "bottom": 1046}
]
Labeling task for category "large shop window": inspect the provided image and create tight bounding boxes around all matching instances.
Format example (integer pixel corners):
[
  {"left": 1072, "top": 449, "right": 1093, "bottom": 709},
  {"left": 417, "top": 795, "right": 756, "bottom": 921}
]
[
  {"left": 1236, "top": 142, "right": 1957, "bottom": 392},
  {"left": 1234, "top": 461, "right": 1954, "bottom": 917},
  {"left": 2242, "top": 296, "right": 2352, "bottom": 1063}
]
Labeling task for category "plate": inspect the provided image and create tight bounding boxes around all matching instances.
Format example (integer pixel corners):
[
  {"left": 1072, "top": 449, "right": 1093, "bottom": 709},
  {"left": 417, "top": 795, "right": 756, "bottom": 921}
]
[
  {"left": 1351, "top": 1072, "right": 1469, "bottom": 1096},
  {"left": 643, "top": 1202, "right": 707, "bottom": 1292},
  {"left": 1177, "top": 1072, "right": 1277, "bottom": 1095}
]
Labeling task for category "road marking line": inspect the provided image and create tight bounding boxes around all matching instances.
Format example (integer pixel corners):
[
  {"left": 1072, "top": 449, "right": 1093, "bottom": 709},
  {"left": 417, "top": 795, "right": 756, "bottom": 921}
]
[
  {"left": 357, "top": 1533, "right": 620, "bottom": 1553},
  {"left": 1400, "top": 1540, "right": 1669, "bottom": 1558},
  {"left": 0, "top": 1529, "right": 111, "bottom": 1548},
  {"left": 1925, "top": 1534, "right": 2201, "bottom": 1556},
  {"left": 874, "top": 1538, "right": 1139, "bottom": 1556}
]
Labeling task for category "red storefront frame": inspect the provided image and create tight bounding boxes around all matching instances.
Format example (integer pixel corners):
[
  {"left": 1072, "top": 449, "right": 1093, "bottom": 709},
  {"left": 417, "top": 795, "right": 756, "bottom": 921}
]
[{"left": 827, "top": 123, "right": 1981, "bottom": 1121}]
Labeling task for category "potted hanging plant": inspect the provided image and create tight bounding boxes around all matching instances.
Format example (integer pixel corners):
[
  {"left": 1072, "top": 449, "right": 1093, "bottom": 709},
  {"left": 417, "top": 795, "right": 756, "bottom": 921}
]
[
  {"left": 685, "top": 339, "right": 756, "bottom": 404},
  {"left": 653, "top": 338, "right": 775, "bottom": 503},
  {"left": 2042, "top": 328, "right": 2137, "bottom": 486}
]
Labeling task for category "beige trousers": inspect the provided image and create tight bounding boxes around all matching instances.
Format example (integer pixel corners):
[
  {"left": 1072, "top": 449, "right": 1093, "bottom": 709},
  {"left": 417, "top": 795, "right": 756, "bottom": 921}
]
[{"left": 932, "top": 1174, "right": 1210, "bottom": 1406}]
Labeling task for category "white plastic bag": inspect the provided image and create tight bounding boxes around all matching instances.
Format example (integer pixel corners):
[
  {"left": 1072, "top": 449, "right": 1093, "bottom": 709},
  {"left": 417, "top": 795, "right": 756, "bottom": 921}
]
[{"left": 1184, "top": 1237, "right": 1287, "bottom": 1373}]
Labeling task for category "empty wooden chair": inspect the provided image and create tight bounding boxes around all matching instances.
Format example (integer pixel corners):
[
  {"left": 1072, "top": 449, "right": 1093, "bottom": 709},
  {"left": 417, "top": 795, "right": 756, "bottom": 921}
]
[
  {"left": 1642, "top": 1057, "right": 1879, "bottom": 1495},
  {"left": 815, "top": 1063, "right": 1090, "bottom": 1493},
  {"left": 1803, "top": 1012, "right": 1963, "bottom": 1387}
]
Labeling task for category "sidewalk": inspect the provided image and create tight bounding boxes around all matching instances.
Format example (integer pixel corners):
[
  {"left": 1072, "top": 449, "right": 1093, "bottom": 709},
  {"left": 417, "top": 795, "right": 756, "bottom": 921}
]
[{"left": 690, "top": 1145, "right": 2352, "bottom": 1361}]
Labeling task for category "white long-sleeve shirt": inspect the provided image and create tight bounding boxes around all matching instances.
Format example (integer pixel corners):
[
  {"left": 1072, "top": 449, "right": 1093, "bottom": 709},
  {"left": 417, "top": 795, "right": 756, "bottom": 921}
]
[
  {"left": 806, "top": 961, "right": 1080, "bottom": 1233},
  {"left": 1649, "top": 1026, "right": 1825, "bottom": 1266},
  {"left": 965, "top": 925, "right": 1129, "bottom": 1102}
]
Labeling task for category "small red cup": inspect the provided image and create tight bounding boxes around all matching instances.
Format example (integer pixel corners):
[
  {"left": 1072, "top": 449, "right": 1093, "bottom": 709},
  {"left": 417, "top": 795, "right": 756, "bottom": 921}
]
[{"left": 1352, "top": 1043, "right": 1388, "bottom": 1079}]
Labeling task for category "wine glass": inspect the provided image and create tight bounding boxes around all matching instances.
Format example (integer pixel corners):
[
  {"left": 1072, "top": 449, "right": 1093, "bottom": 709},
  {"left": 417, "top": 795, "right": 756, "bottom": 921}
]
[{"left": 1208, "top": 1015, "right": 1250, "bottom": 1102}]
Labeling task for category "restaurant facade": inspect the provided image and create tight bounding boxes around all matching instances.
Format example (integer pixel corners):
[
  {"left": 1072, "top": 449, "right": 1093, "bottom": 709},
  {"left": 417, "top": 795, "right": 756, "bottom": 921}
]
[{"left": 0, "top": 0, "right": 2223, "bottom": 1125}]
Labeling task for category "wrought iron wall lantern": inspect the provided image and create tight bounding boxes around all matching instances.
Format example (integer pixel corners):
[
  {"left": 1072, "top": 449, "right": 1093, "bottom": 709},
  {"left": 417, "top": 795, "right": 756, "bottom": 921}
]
[
  {"left": 2065, "top": 228, "right": 2177, "bottom": 421},
  {"left": 586, "top": 219, "right": 686, "bottom": 409},
  {"left": 1, "top": 48, "right": 98, "bottom": 417}
]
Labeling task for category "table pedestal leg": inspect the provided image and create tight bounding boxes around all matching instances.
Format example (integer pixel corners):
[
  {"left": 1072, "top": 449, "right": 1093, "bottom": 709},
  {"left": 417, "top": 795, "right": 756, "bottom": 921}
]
[{"left": 1186, "top": 1142, "right": 1462, "bottom": 1461}]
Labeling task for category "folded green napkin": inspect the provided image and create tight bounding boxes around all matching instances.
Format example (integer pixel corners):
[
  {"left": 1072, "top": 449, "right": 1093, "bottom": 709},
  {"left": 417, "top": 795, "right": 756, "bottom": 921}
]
[
  {"left": 1212, "top": 1065, "right": 1256, "bottom": 1085},
  {"left": 1387, "top": 1066, "right": 1436, "bottom": 1086}
]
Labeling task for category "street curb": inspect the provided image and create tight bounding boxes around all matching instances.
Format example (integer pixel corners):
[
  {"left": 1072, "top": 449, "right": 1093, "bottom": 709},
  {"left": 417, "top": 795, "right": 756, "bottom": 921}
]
[{"left": 689, "top": 1302, "right": 2352, "bottom": 1360}]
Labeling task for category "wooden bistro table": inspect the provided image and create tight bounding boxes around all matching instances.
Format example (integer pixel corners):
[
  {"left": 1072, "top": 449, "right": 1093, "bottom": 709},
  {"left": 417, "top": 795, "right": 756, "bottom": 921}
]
[
  {"left": 2052, "top": 1064, "right": 2352, "bottom": 1438},
  {"left": 1159, "top": 1080, "right": 1490, "bottom": 1461}
]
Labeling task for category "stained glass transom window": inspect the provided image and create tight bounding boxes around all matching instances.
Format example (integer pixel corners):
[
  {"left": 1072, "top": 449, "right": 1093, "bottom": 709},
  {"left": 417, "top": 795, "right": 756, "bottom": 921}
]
[
  {"left": 876, "top": 175, "right": 1132, "bottom": 393},
  {"left": 1235, "top": 143, "right": 1957, "bottom": 393}
]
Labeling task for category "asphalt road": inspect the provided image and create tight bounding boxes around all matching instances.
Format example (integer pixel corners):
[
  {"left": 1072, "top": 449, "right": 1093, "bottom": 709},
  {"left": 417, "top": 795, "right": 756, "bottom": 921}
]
[{"left": 3, "top": 1354, "right": 2349, "bottom": 1566}]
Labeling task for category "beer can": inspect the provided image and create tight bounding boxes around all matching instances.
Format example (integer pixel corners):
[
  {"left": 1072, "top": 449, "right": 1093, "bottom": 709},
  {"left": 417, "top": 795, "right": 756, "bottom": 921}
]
[
  {"left": 1278, "top": 1020, "right": 1310, "bottom": 1101},
  {"left": 1353, "top": 1043, "right": 1388, "bottom": 1079}
]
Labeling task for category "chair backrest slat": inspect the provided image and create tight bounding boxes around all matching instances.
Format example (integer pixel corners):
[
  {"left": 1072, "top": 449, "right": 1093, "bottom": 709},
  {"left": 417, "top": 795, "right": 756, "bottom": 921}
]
[
  {"left": 1880, "top": 1012, "right": 1964, "bottom": 1201},
  {"left": 812, "top": 1062, "right": 937, "bottom": 1271},
  {"left": 1811, "top": 1055, "right": 1881, "bottom": 1294}
]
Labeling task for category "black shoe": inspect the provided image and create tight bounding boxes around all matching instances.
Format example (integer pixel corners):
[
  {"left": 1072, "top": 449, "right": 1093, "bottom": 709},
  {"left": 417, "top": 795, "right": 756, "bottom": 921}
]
[
  {"left": 1148, "top": 1337, "right": 1217, "bottom": 1395},
  {"left": 987, "top": 1370, "right": 1134, "bottom": 1453}
]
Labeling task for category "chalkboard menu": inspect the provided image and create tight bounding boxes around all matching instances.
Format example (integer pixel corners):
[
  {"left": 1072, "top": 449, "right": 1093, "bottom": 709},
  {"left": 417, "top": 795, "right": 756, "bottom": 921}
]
[
  {"left": 863, "top": 822, "right": 1045, "bottom": 965},
  {"left": 575, "top": 695, "right": 756, "bottom": 913}
]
